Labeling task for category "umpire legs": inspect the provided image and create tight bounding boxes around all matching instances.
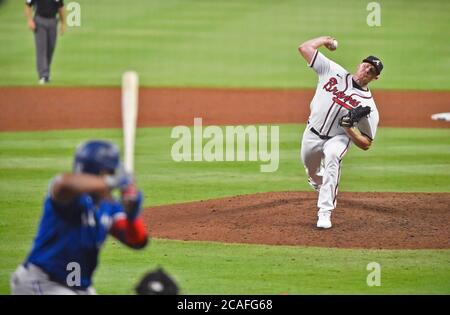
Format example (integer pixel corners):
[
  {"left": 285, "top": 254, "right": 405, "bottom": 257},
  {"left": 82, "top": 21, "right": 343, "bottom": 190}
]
[{"left": 34, "top": 16, "right": 58, "bottom": 80}]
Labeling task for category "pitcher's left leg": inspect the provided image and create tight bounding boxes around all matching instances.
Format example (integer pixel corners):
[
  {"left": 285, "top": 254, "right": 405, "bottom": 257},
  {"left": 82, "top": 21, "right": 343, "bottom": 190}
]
[{"left": 316, "top": 135, "right": 351, "bottom": 228}]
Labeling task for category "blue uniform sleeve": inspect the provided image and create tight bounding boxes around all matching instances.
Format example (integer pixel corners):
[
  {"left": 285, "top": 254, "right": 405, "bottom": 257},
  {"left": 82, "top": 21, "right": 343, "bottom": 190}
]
[
  {"left": 48, "top": 195, "right": 88, "bottom": 225},
  {"left": 46, "top": 176, "right": 91, "bottom": 224},
  {"left": 104, "top": 200, "right": 127, "bottom": 224}
]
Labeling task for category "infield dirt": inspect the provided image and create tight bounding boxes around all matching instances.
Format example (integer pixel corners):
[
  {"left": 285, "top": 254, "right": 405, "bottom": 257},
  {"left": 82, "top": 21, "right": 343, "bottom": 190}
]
[{"left": 1, "top": 87, "right": 449, "bottom": 131}]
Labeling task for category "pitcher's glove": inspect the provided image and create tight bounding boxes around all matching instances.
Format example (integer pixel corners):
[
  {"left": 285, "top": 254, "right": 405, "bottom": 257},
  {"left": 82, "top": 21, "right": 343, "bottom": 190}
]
[{"left": 339, "top": 106, "right": 371, "bottom": 128}]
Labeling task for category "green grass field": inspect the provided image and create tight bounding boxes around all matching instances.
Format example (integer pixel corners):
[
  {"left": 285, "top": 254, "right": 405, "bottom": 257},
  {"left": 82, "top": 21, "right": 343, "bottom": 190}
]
[
  {"left": 0, "top": 0, "right": 449, "bottom": 295},
  {"left": 1, "top": 0, "right": 450, "bottom": 89},
  {"left": 1, "top": 125, "right": 449, "bottom": 294}
]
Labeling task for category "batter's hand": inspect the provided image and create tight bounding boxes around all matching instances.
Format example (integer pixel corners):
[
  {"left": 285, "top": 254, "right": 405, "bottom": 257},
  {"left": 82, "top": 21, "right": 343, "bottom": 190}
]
[
  {"left": 122, "top": 183, "right": 138, "bottom": 201},
  {"left": 104, "top": 170, "right": 134, "bottom": 191}
]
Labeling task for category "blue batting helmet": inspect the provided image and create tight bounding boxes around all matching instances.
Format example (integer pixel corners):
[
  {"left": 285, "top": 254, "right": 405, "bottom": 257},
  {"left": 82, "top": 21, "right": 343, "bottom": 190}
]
[{"left": 73, "top": 140, "right": 120, "bottom": 175}]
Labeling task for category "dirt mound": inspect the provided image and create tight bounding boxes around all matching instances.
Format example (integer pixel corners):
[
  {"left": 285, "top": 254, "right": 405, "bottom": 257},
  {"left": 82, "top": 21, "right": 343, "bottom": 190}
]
[{"left": 144, "top": 191, "right": 450, "bottom": 249}]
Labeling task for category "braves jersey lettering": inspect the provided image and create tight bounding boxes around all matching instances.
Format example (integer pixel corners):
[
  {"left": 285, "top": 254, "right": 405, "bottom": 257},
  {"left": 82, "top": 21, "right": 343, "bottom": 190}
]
[{"left": 323, "top": 77, "right": 361, "bottom": 109}]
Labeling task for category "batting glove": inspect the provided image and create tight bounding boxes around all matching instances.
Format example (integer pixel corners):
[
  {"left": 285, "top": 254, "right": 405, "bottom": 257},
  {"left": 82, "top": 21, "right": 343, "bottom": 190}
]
[{"left": 104, "top": 171, "right": 134, "bottom": 191}]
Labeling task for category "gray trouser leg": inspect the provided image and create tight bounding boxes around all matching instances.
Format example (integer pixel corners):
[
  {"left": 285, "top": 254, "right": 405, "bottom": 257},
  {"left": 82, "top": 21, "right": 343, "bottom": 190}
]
[
  {"left": 34, "top": 16, "right": 58, "bottom": 79},
  {"left": 46, "top": 20, "right": 58, "bottom": 76},
  {"left": 34, "top": 18, "right": 49, "bottom": 79}
]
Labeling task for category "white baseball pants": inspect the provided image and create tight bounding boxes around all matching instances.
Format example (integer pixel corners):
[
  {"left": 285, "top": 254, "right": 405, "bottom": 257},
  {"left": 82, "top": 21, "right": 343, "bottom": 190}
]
[{"left": 301, "top": 127, "right": 351, "bottom": 213}]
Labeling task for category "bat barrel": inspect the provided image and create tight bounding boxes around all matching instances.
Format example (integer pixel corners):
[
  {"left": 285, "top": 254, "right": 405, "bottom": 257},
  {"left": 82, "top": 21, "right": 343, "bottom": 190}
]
[{"left": 121, "top": 71, "right": 139, "bottom": 173}]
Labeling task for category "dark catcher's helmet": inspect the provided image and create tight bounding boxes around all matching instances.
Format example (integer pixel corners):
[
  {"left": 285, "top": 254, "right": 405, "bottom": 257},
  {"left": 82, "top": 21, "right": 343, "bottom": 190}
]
[
  {"left": 73, "top": 140, "right": 120, "bottom": 175},
  {"left": 135, "top": 268, "right": 179, "bottom": 295}
]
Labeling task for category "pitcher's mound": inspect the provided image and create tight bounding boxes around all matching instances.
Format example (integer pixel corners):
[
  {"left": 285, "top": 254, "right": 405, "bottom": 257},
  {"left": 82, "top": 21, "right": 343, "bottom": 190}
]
[{"left": 143, "top": 192, "right": 450, "bottom": 249}]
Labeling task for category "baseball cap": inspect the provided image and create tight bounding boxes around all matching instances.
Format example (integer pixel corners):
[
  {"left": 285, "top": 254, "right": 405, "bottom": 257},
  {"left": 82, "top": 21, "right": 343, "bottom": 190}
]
[
  {"left": 362, "top": 56, "right": 383, "bottom": 75},
  {"left": 135, "top": 268, "right": 179, "bottom": 295}
]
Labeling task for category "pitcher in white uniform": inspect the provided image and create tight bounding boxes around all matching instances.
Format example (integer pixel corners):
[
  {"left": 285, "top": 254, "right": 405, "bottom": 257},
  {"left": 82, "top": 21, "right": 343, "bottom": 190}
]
[{"left": 298, "top": 36, "right": 383, "bottom": 229}]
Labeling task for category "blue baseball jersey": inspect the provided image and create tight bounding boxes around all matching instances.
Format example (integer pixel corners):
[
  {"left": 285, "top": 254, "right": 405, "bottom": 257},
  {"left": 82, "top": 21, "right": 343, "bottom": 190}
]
[{"left": 25, "top": 185, "right": 127, "bottom": 289}]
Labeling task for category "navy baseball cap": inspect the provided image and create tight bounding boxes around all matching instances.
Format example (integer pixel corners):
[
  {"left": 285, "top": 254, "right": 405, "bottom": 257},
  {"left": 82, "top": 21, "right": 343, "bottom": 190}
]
[{"left": 363, "top": 56, "right": 383, "bottom": 75}]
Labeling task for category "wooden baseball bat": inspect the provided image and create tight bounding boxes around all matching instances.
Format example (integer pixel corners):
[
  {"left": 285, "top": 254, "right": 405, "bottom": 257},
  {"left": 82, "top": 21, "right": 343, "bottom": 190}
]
[{"left": 121, "top": 71, "right": 139, "bottom": 173}]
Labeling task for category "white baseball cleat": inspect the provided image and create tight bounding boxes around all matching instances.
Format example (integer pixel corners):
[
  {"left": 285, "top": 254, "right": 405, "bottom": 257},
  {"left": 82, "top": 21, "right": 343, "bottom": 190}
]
[{"left": 317, "top": 211, "right": 332, "bottom": 229}]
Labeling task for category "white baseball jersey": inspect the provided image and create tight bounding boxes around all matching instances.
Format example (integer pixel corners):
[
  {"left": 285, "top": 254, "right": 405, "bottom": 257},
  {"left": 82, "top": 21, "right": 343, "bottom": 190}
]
[{"left": 307, "top": 50, "right": 379, "bottom": 140}]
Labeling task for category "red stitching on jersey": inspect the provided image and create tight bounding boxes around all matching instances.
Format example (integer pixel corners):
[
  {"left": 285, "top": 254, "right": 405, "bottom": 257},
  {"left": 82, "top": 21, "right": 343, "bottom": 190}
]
[
  {"left": 332, "top": 97, "right": 353, "bottom": 109},
  {"left": 323, "top": 75, "right": 361, "bottom": 108}
]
